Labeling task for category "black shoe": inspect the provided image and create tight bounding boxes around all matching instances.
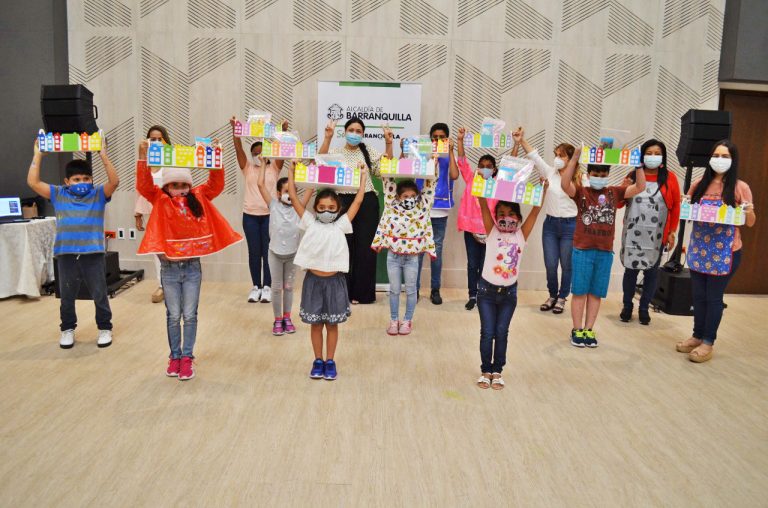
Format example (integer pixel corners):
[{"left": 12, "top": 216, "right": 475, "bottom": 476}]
[
  {"left": 465, "top": 298, "right": 476, "bottom": 310},
  {"left": 620, "top": 306, "right": 632, "bottom": 322},
  {"left": 638, "top": 308, "right": 651, "bottom": 325},
  {"left": 430, "top": 289, "right": 443, "bottom": 305},
  {"left": 570, "top": 329, "right": 585, "bottom": 348}
]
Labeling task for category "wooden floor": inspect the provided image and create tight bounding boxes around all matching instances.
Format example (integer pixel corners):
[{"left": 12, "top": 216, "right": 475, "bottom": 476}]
[{"left": 1, "top": 281, "right": 767, "bottom": 507}]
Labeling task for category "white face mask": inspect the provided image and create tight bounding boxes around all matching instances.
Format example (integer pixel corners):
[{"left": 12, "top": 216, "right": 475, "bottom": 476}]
[
  {"left": 280, "top": 193, "right": 291, "bottom": 205},
  {"left": 553, "top": 158, "right": 566, "bottom": 171},
  {"left": 710, "top": 157, "right": 732, "bottom": 174},
  {"left": 643, "top": 155, "right": 663, "bottom": 169}
]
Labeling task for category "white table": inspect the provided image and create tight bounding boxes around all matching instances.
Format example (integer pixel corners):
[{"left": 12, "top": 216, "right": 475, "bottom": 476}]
[{"left": 0, "top": 218, "right": 56, "bottom": 298}]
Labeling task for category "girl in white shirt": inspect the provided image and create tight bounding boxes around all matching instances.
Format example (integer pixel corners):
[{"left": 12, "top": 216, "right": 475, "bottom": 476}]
[{"left": 286, "top": 163, "right": 367, "bottom": 381}]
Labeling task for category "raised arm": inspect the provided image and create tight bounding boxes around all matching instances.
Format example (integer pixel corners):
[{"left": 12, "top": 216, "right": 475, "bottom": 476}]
[
  {"left": 478, "top": 197, "right": 495, "bottom": 235},
  {"left": 100, "top": 141, "right": 120, "bottom": 198},
  {"left": 383, "top": 125, "right": 394, "bottom": 159},
  {"left": 27, "top": 141, "right": 51, "bottom": 199},
  {"left": 513, "top": 127, "right": 534, "bottom": 154},
  {"left": 345, "top": 163, "right": 368, "bottom": 222},
  {"left": 256, "top": 155, "right": 272, "bottom": 204},
  {"left": 300, "top": 186, "right": 314, "bottom": 208},
  {"left": 561, "top": 147, "right": 581, "bottom": 198},
  {"left": 286, "top": 162, "right": 307, "bottom": 217},
  {"left": 272, "top": 119, "right": 289, "bottom": 171},
  {"left": 521, "top": 179, "right": 548, "bottom": 241},
  {"left": 457, "top": 126, "right": 466, "bottom": 159},
  {"left": 318, "top": 119, "right": 335, "bottom": 155},
  {"left": 136, "top": 140, "right": 160, "bottom": 202},
  {"left": 448, "top": 137, "right": 459, "bottom": 180},
  {"left": 623, "top": 166, "right": 646, "bottom": 199},
  {"left": 229, "top": 116, "right": 248, "bottom": 171}
]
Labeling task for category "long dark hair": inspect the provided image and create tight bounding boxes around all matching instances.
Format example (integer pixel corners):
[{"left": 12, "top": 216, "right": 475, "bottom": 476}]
[
  {"left": 315, "top": 188, "right": 342, "bottom": 213},
  {"left": 146, "top": 125, "right": 171, "bottom": 144},
  {"left": 163, "top": 188, "right": 204, "bottom": 218},
  {"left": 628, "top": 138, "right": 668, "bottom": 196},
  {"left": 690, "top": 139, "right": 739, "bottom": 207},
  {"left": 345, "top": 117, "right": 372, "bottom": 170}
]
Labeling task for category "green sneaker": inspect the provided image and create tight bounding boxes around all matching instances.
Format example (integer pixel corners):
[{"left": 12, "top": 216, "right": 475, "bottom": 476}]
[
  {"left": 570, "top": 328, "right": 585, "bottom": 348},
  {"left": 583, "top": 329, "right": 599, "bottom": 348}
]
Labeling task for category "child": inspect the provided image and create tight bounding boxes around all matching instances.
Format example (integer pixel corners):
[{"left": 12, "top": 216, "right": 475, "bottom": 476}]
[
  {"left": 27, "top": 139, "right": 119, "bottom": 349},
  {"left": 256, "top": 158, "right": 313, "bottom": 336},
  {"left": 287, "top": 163, "right": 367, "bottom": 380},
  {"left": 371, "top": 175, "right": 436, "bottom": 335},
  {"left": 136, "top": 140, "right": 242, "bottom": 380},
  {"left": 476, "top": 188, "right": 546, "bottom": 390},
  {"left": 561, "top": 148, "right": 645, "bottom": 348}
]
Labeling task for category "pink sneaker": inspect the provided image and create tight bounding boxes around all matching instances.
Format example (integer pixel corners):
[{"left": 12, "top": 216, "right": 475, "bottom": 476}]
[
  {"left": 272, "top": 319, "right": 285, "bottom": 336},
  {"left": 283, "top": 317, "right": 296, "bottom": 334},
  {"left": 386, "top": 320, "right": 399, "bottom": 335},
  {"left": 179, "top": 357, "right": 195, "bottom": 380},
  {"left": 166, "top": 358, "right": 181, "bottom": 377},
  {"left": 398, "top": 320, "right": 413, "bottom": 335}
]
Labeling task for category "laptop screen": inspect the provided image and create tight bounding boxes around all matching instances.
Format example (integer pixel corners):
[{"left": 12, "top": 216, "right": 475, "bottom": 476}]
[{"left": 0, "top": 197, "right": 22, "bottom": 218}]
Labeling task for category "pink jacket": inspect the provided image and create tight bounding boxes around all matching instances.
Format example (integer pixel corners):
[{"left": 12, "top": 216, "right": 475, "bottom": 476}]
[{"left": 457, "top": 157, "right": 496, "bottom": 234}]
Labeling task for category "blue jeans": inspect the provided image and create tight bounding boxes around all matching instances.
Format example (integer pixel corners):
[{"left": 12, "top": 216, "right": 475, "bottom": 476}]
[
  {"left": 691, "top": 250, "right": 742, "bottom": 345},
  {"left": 387, "top": 251, "right": 419, "bottom": 321},
  {"left": 242, "top": 213, "right": 271, "bottom": 287},
  {"left": 418, "top": 215, "right": 447, "bottom": 292},
  {"left": 464, "top": 232, "right": 486, "bottom": 299},
  {"left": 542, "top": 215, "right": 575, "bottom": 299},
  {"left": 477, "top": 278, "right": 518, "bottom": 374},
  {"left": 56, "top": 254, "right": 112, "bottom": 331},
  {"left": 622, "top": 248, "right": 664, "bottom": 311},
  {"left": 161, "top": 258, "right": 202, "bottom": 359}
]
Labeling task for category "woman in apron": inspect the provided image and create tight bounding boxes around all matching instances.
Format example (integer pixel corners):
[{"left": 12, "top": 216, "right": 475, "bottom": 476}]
[
  {"left": 619, "top": 139, "right": 681, "bottom": 325},
  {"left": 676, "top": 140, "right": 756, "bottom": 363}
]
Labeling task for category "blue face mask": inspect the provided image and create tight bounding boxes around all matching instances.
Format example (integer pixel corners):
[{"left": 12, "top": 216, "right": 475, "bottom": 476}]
[
  {"left": 480, "top": 167, "right": 494, "bottom": 179},
  {"left": 68, "top": 182, "right": 93, "bottom": 197},
  {"left": 643, "top": 155, "right": 663, "bottom": 169},
  {"left": 345, "top": 133, "right": 362, "bottom": 146},
  {"left": 589, "top": 176, "right": 609, "bottom": 190}
]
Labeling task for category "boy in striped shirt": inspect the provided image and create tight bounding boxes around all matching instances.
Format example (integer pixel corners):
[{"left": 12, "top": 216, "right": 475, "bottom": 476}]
[{"left": 28, "top": 140, "right": 119, "bottom": 349}]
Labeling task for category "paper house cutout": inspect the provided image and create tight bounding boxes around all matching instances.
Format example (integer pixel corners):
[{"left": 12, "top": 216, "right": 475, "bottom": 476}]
[
  {"left": 579, "top": 145, "right": 641, "bottom": 167},
  {"left": 38, "top": 129, "right": 103, "bottom": 152},
  {"left": 260, "top": 140, "right": 317, "bottom": 160},
  {"left": 380, "top": 156, "right": 437, "bottom": 180},
  {"left": 294, "top": 161, "right": 361, "bottom": 190},
  {"left": 233, "top": 119, "right": 278, "bottom": 138},
  {"left": 679, "top": 196, "right": 745, "bottom": 226},
  {"left": 402, "top": 135, "right": 449, "bottom": 156},
  {"left": 469, "top": 156, "right": 543, "bottom": 206},
  {"left": 462, "top": 131, "right": 514, "bottom": 149},
  {"left": 147, "top": 140, "right": 223, "bottom": 169}
]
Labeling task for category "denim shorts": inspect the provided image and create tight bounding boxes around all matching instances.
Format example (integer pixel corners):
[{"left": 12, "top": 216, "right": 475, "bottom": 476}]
[{"left": 571, "top": 248, "right": 613, "bottom": 298}]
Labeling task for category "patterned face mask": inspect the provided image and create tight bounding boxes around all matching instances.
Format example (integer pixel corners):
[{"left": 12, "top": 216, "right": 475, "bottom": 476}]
[
  {"left": 400, "top": 196, "right": 418, "bottom": 210},
  {"left": 496, "top": 217, "right": 519, "bottom": 233},
  {"left": 317, "top": 211, "right": 338, "bottom": 223}
]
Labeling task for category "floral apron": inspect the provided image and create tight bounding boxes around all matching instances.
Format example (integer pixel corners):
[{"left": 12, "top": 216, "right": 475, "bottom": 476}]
[{"left": 687, "top": 197, "right": 735, "bottom": 276}]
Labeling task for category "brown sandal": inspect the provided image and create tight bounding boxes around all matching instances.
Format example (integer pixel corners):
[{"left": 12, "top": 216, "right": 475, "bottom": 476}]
[
  {"left": 552, "top": 298, "right": 566, "bottom": 314},
  {"left": 676, "top": 338, "right": 702, "bottom": 353},
  {"left": 540, "top": 297, "right": 556, "bottom": 312}
]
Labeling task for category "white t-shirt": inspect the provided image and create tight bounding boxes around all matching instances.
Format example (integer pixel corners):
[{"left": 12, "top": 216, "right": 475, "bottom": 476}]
[
  {"left": 268, "top": 199, "right": 301, "bottom": 256},
  {"left": 481, "top": 227, "right": 526, "bottom": 286},
  {"left": 294, "top": 211, "right": 353, "bottom": 272},
  {"left": 526, "top": 149, "right": 588, "bottom": 218}
]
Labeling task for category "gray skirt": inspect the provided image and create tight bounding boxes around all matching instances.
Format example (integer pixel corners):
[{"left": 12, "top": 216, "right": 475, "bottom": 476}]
[{"left": 299, "top": 271, "right": 351, "bottom": 325}]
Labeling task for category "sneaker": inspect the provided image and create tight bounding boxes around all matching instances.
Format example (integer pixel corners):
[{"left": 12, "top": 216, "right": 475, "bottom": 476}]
[
  {"left": 398, "top": 320, "right": 413, "bottom": 335},
  {"left": 283, "top": 317, "right": 296, "bottom": 334},
  {"left": 179, "top": 357, "right": 195, "bottom": 380},
  {"left": 248, "top": 286, "right": 261, "bottom": 303},
  {"left": 166, "top": 358, "right": 181, "bottom": 377},
  {"left": 583, "top": 329, "right": 599, "bottom": 348},
  {"left": 151, "top": 286, "right": 164, "bottom": 303},
  {"left": 638, "top": 308, "right": 651, "bottom": 325},
  {"left": 59, "top": 329, "right": 75, "bottom": 349},
  {"left": 430, "top": 289, "right": 443, "bottom": 305},
  {"left": 620, "top": 306, "right": 632, "bottom": 322},
  {"left": 570, "top": 328, "right": 585, "bottom": 348},
  {"left": 386, "top": 320, "right": 399, "bottom": 336},
  {"left": 260, "top": 286, "right": 272, "bottom": 303},
  {"left": 272, "top": 319, "right": 285, "bottom": 336},
  {"left": 323, "top": 359, "right": 337, "bottom": 380},
  {"left": 465, "top": 298, "right": 476, "bottom": 311},
  {"left": 97, "top": 330, "right": 112, "bottom": 348},
  {"left": 310, "top": 359, "right": 325, "bottom": 379}
]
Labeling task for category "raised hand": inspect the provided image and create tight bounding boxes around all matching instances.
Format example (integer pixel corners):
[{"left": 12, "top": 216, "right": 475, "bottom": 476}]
[
  {"left": 457, "top": 126, "right": 467, "bottom": 140},
  {"left": 383, "top": 124, "right": 394, "bottom": 144},
  {"left": 512, "top": 127, "right": 523, "bottom": 142},
  {"left": 324, "top": 119, "right": 336, "bottom": 140},
  {"left": 229, "top": 115, "right": 237, "bottom": 129}
]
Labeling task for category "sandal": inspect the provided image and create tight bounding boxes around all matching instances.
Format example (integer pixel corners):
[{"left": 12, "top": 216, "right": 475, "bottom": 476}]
[
  {"left": 540, "top": 297, "right": 556, "bottom": 312},
  {"left": 477, "top": 373, "right": 492, "bottom": 389},
  {"left": 491, "top": 374, "right": 505, "bottom": 390},
  {"left": 676, "top": 338, "right": 702, "bottom": 353},
  {"left": 689, "top": 346, "right": 713, "bottom": 363},
  {"left": 552, "top": 298, "right": 566, "bottom": 314}
]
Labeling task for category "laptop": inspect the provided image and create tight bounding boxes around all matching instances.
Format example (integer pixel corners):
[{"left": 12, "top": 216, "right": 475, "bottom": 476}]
[{"left": 0, "top": 197, "right": 31, "bottom": 224}]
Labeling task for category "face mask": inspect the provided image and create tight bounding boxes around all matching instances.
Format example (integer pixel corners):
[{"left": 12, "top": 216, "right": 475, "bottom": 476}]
[
  {"left": 168, "top": 187, "right": 189, "bottom": 197},
  {"left": 589, "top": 176, "right": 608, "bottom": 190},
  {"left": 553, "top": 158, "right": 566, "bottom": 171},
  {"left": 345, "top": 133, "right": 362, "bottom": 146},
  {"left": 317, "top": 211, "right": 337, "bottom": 223},
  {"left": 643, "top": 155, "right": 663, "bottom": 169},
  {"left": 280, "top": 193, "right": 291, "bottom": 205},
  {"left": 710, "top": 157, "right": 732, "bottom": 174},
  {"left": 68, "top": 182, "right": 93, "bottom": 197},
  {"left": 497, "top": 217, "right": 519, "bottom": 233},
  {"left": 400, "top": 196, "right": 418, "bottom": 210},
  {"left": 479, "top": 167, "right": 494, "bottom": 179}
]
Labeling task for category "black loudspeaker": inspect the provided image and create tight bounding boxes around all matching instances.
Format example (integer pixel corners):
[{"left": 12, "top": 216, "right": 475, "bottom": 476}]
[
  {"left": 41, "top": 84, "right": 99, "bottom": 133},
  {"left": 53, "top": 252, "right": 120, "bottom": 300},
  {"left": 676, "top": 110, "right": 732, "bottom": 167},
  {"left": 652, "top": 267, "right": 694, "bottom": 316}
]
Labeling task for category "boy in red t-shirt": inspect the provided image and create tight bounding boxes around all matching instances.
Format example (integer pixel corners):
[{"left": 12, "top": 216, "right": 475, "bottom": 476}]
[{"left": 561, "top": 148, "right": 645, "bottom": 347}]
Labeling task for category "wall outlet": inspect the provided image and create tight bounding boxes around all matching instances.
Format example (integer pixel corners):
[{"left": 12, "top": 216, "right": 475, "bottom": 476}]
[
  {"left": 105, "top": 231, "right": 116, "bottom": 239},
  {"left": 128, "top": 228, "right": 137, "bottom": 240},
  {"left": 117, "top": 228, "right": 125, "bottom": 239}
]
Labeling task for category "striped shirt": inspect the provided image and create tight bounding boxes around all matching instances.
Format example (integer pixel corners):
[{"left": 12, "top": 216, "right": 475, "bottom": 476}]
[{"left": 50, "top": 184, "right": 109, "bottom": 256}]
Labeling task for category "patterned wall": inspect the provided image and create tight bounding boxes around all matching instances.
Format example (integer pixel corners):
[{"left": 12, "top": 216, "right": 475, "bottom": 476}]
[{"left": 66, "top": 0, "right": 725, "bottom": 286}]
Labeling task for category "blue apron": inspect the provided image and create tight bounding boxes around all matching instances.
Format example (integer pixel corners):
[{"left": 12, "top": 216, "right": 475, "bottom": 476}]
[{"left": 687, "top": 197, "right": 735, "bottom": 276}]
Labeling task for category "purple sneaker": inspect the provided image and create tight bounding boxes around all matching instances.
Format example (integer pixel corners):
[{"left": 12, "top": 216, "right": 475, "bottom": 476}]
[
  {"left": 283, "top": 317, "right": 296, "bottom": 334},
  {"left": 272, "top": 319, "right": 285, "bottom": 336}
]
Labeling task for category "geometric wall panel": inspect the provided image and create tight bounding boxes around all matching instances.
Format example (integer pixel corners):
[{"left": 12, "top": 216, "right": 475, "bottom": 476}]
[
  {"left": 85, "top": 117, "right": 136, "bottom": 189},
  {"left": 400, "top": 0, "right": 449, "bottom": 35},
  {"left": 554, "top": 61, "right": 602, "bottom": 147},
  {"left": 398, "top": 44, "right": 447, "bottom": 81},
  {"left": 140, "top": 47, "right": 191, "bottom": 144},
  {"left": 140, "top": 0, "right": 169, "bottom": 17},
  {"left": 84, "top": 0, "right": 132, "bottom": 27},
  {"left": 294, "top": 0, "right": 343, "bottom": 31},
  {"left": 608, "top": 2, "right": 653, "bottom": 46},
  {"left": 458, "top": 0, "right": 504, "bottom": 26},
  {"left": 350, "top": 51, "right": 395, "bottom": 81},
  {"left": 245, "top": 49, "right": 294, "bottom": 124},
  {"left": 505, "top": 0, "right": 553, "bottom": 40},
  {"left": 188, "top": 38, "right": 237, "bottom": 82},
  {"left": 502, "top": 48, "right": 551, "bottom": 90},
  {"left": 662, "top": 0, "right": 709, "bottom": 38},
  {"left": 246, "top": 0, "right": 279, "bottom": 18},
  {"left": 292, "top": 40, "right": 343, "bottom": 85},
  {"left": 602, "top": 53, "right": 652, "bottom": 97},
  {"left": 187, "top": 0, "right": 236, "bottom": 29},
  {"left": 562, "top": 0, "right": 610, "bottom": 31},
  {"left": 85, "top": 36, "right": 133, "bottom": 80},
  {"left": 352, "top": 0, "right": 393, "bottom": 23},
  {"left": 452, "top": 55, "right": 502, "bottom": 133}
]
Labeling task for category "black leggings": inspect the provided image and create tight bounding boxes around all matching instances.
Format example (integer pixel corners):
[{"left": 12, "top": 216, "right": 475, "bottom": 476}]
[{"left": 340, "top": 191, "right": 379, "bottom": 303}]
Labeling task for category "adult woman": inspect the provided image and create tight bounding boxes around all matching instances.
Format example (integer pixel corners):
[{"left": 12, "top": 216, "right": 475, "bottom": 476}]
[
  {"left": 676, "top": 140, "right": 756, "bottom": 363},
  {"left": 619, "top": 139, "right": 681, "bottom": 325},
  {"left": 318, "top": 117, "right": 393, "bottom": 304}
]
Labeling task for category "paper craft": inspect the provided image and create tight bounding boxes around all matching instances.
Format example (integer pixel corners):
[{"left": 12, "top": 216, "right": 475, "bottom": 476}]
[
  {"left": 680, "top": 197, "right": 745, "bottom": 226},
  {"left": 579, "top": 145, "right": 641, "bottom": 167},
  {"left": 260, "top": 139, "right": 317, "bottom": 159},
  {"left": 38, "top": 129, "right": 103, "bottom": 152},
  {"left": 380, "top": 156, "right": 437, "bottom": 180},
  {"left": 233, "top": 119, "right": 278, "bottom": 138},
  {"left": 402, "top": 135, "right": 449, "bottom": 156},
  {"left": 462, "top": 118, "right": 515, "bottom": 149},
  {"left": 147, "top": 139, "right": 223, "bottom": 169},
  {"left": 470, "top": 156, "right": 544, "bottom": 206},
  {"left": 294, "top": 161, "right": 361, "bottom": 190}
]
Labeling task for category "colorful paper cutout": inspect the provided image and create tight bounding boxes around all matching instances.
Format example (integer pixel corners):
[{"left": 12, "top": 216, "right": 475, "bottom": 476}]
[
  {"left": 470, "top": 156, "right": 544, "bottom": 206},
  {"left": 680, "top": 196, "right": 745, "bottom": 226},
  {"left": 260, "top": 139, "right": 317, "bottom": 160},
  {"left": 294, "top": 161, "right": 361, "bottom": 190},
  {"left": 233, "top": 119, "right": 278, "bottom": 138},
  {"left": 147, "top": 140, "right": 223, "bottom": 169},
  {"left": 579, "top": 145, "right": 641, "bottom": 167},
  {"left": 462, "top": 118, "right": 514, "bottom": 149},
  {"left": 402, "top": 135, "right": 449, "bottom": 156},
  {"left": 380, "top": 156, "right": 437, "bottom": 180},
  {"left": 38, "top": 129, "right": 103, "bottom": 152}
]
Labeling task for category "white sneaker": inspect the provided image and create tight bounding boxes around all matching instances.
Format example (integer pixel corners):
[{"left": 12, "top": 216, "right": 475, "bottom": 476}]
[
  {"left": 248, "top": 286, "right": 261, "bottom": 303},
  {"left": 59, "top": 329, "right": 75, "bottom": 349},
  {"left": 260, "top": 286, "right": 272, "bottom": 303},
  {"left": 97, "top": 330, "right": 113, "bottom": 348}
]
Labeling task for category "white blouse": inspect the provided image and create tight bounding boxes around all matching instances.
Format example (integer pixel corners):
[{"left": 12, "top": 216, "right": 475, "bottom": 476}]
[
  {"left": 294, "top": 211, "right": 353, "bottom": 273},
  {"left": 526, "top": 149, "right": 587, "bottom": 218},
  {"left": 329, "top": 145, "right": 382, "bottom": 194}
]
